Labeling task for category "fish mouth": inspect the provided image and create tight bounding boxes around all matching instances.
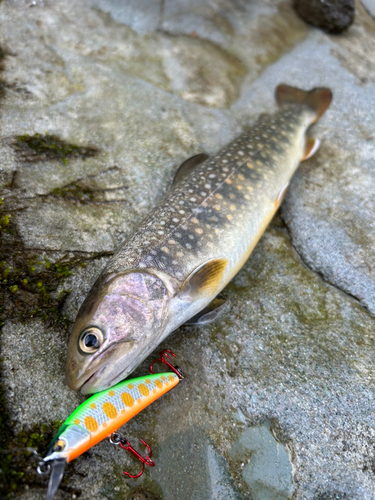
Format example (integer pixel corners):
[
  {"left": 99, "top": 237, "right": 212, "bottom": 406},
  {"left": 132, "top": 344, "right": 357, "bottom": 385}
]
[{"left": 78, "top": 369, "right": 100, "bottom": 393}]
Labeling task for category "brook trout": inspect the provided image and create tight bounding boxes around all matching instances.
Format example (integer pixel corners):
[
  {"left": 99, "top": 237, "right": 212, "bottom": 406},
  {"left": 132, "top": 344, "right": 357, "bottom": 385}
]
[{"left": 66, "top": 84, "right": 332, "bottom": 394}]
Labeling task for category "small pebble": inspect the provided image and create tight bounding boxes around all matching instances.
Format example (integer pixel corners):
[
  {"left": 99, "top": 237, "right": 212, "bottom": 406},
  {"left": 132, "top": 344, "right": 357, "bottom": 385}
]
[{"left": 293, "top": 0, "right": 355, "bottom": 33}]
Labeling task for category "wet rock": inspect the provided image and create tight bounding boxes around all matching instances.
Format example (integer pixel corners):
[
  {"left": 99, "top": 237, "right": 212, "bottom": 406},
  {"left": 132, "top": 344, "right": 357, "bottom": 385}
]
[
  {"left": 1, "top": 0, "right": 375, "bottom": 499},
  {"left": 293, "top": 0, "right": 355, "bottom": 33}
]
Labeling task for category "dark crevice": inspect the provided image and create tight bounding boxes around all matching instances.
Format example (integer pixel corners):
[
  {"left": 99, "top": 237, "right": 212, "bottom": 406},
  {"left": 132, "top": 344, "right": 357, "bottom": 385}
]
[
  {"left": 19, "top": 247, "right": 113, "bottom": 256},
  {"left": 12, "top": 134, "right": 100, "bottom": 163},
  {"left": 279, "top": 209, "right": 374, "bottom": 317}
]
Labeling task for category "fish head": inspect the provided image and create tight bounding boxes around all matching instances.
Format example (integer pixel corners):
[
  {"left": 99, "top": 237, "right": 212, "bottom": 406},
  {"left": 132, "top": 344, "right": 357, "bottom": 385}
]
[{"left": 66, "top": 271, "right": 171, "bottom": 394}]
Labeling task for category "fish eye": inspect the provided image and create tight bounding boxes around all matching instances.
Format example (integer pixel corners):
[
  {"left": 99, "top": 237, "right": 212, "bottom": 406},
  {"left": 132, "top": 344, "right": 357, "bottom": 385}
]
[
  {"left": 78, "top": 327, "right": 104, "bottom": 354},
  {"left": 53, "top": 438, "right": 66, "bottom": 452}
]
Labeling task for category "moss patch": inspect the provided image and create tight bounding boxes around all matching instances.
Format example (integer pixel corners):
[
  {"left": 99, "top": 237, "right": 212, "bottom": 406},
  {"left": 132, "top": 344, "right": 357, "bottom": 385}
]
[
  {"left": 0, "top": 194, "right": 107, "bottom": 497},
  {"left": 13, "top": 134, "right": 99, "bottom": 164},
  {"left": 0, "top": 419, "right": 82, "bottom": 498}
]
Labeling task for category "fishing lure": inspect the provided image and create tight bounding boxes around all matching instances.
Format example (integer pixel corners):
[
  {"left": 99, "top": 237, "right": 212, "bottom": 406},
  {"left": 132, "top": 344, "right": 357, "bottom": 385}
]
[{"left": 36, "top": 350, "right": 183, "bottom": 500}]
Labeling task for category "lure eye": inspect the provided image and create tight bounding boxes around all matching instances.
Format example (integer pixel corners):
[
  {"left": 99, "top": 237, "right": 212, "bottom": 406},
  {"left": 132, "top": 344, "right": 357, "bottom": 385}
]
[
  {"left": 78, "top": 327, "right": 104, "bottom": 354},
  {"left": 53, "top": 439, "right": 66, "bottom": 452}
]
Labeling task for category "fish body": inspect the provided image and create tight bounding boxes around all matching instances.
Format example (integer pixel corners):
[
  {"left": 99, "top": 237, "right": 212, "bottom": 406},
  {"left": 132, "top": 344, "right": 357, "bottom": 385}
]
[{"left": 66, "top": 85, "right": 332, "bottom": 394}]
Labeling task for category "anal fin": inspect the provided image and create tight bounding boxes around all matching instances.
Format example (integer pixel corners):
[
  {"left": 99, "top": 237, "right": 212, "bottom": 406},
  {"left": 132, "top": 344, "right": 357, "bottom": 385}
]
[
  {"left": 302, "top": 137, "right": 320, "bottom": 161},
  {"left": 275, "top": 182, "right": 289, "bottom": 209}
]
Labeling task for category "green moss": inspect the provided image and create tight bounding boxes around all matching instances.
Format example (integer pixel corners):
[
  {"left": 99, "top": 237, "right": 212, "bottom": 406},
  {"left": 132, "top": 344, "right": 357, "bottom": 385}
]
[
  {"left": 50, "top": 183, "right": 97, "bottom": 201},
  {"left": 13, "top": 133, "right": 99, "bottom": 164},
  {"left": 0, "top": 418, "right": 64, "bottom": 498},
  {"left": 0, "top": 213, "right": 11, "bottom": 231},
  {"left": 0, "top": 196, "right": 103, "bottom": 325}
]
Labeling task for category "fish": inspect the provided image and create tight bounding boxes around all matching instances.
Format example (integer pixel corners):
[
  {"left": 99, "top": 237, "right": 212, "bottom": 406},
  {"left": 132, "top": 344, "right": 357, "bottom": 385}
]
[
  {"left": 66, "top": 84, "right": 332, "bottom": 394},
  {"left": 38, "top": 370, "right": 181, "bottom": 499}
]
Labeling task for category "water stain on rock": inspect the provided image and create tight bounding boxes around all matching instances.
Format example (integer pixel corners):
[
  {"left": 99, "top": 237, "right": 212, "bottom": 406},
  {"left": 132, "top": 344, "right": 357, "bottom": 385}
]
[
  {"left": 229, "top": 420, "right": 294, "bottom": 500},
  {"left": 161, "top": 34, "right": 247, "bottom": 108},
  {"left": 128, "top": 485, "right": 162, "bottom": 500},
  {"left": 330, "top": 2, "right": 375, "bottom": 84}
]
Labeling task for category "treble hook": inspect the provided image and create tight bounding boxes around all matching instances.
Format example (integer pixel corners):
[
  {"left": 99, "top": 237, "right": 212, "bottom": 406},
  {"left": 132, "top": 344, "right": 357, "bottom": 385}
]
[
  {"left": 149, "top": 349, "right": 185, "bottom": 379},
  {"left": 110, "top": 432, "right": 155, "bottom": 479}
]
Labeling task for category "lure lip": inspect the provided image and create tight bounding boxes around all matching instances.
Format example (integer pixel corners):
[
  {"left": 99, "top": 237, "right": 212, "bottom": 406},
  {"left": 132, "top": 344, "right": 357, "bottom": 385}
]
[{"left": 45, "top": 458, "right": 67, "bottom": 500}]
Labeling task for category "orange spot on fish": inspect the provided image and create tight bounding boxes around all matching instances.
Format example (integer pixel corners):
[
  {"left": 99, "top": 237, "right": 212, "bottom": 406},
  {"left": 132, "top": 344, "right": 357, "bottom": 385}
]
[
  {"left": 214, "top": 205, "right": 221, "bottom": 211},
  {"left": 238, "top": 174, "right": 244, "bottom": 180},
  {"left": 230, "top": 205, "right": 236, "bottom": 211},
  {"left": 247, "top": 163, "right": 253, "bottom": 169},
  {"left": 191, "top": 218, "right": 199, "bottom": 224},
  {"left": 121, "top": 392, "right": 135, "bottom": 407},
  {"left": 127, "top": 384, "right": 134, "bottom": 390},
  {"left": 84, "top": 416, "right": 98, "bottom": 432},
  {"left": 168, "top": 375, "right": 175, "bottom": 382},
  {"left": 74, "top": 418, "right": 80, "bottom": 425},
  {"left": 145, "top": 379, "right": 151, "bottom": 384},
  {"left": 215, "top": 193, "right": 222, "bottom": 199},
  {"left": 90, "top": 403, "right": 96, "bottom": 409},
  {"left": 195, "top": 228, "right": 203, "bottom": 234},
  {"left": 225, "top": 179, "right": 232, "bottom": 184},
  {"left": 155, "top": 379, "right": 163, "bottom": 389},
  {"left": 227, "top": 214, "right": 233, "bottom": 220},
  {"left": 108, "top": 390, "right": 115, "bottom": 397},
  {"left": 237, "top": 185, "right": 243, "bottom": 190},
  {"left": 161, "top": 376, "right": 166, "bottom": 380},
  {"left": 103, "top": 402, "right": 117, "bottom": 419}
]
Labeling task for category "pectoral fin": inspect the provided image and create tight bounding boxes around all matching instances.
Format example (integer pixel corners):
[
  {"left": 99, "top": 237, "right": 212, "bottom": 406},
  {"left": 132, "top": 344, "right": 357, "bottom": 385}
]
[
  {"left": 173, "top": 153, "right": 209, "bottom": 186},
  {"left": 302, "top": 137, "right": 320, "bottom": 161},
  {"left": 184, "top": 298, "right": 229, "bottom": 325},
  {"left": 178, "top": 258, "right": 228, "bottom": 301}
]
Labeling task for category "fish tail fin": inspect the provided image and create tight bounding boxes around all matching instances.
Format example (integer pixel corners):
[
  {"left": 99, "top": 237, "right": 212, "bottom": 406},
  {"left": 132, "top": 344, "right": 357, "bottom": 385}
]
[{"left": 275, "top": 84, "right": 332, "bottom": 122}]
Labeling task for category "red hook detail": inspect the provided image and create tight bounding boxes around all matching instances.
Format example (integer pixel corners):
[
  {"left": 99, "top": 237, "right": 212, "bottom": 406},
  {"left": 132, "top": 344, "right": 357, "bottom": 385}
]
[
  {"left": 149, "top": 349, "right": 184, "bottom": 379},
  {"left": 110, "top": 433, "right": 155, "bottom": 479}
]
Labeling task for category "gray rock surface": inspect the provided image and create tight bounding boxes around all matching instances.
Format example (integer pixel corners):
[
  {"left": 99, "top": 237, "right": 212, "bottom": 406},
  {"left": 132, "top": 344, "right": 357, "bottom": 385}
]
[
  {"left": 361, "top": 0, "right": 375, "bottom": 19},
  {"left": 0, "top": 1, "right": 375, "bottom": 499}
]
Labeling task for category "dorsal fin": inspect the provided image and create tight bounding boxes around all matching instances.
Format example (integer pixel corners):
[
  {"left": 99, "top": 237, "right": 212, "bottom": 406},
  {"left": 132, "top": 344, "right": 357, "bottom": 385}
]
[
  {"left": 173, "top": 153, "right": 209, "bottom": 186},
  {"left": 178, "top": 258, "right": 228, "bottom": 300}
]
